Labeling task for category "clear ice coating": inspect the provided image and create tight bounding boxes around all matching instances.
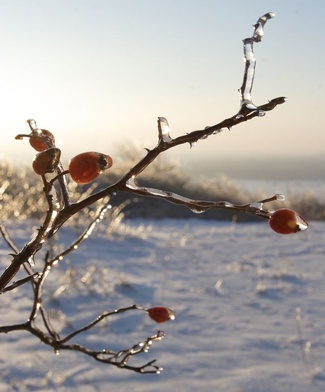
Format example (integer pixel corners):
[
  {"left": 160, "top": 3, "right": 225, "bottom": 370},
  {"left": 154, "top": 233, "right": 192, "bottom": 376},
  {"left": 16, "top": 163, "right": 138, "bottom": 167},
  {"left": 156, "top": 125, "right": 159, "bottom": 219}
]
[
  {"left": 27, "top": 118, "right": 42, "bottom": 135},
  {"left": 220, "top": 201, "right": 234, "bottom": 208},
  {"left": 158, "top": 117, "right": 172, "bottom": 142},
  {"left": 126, "top": 176, "right": 138, "bottom": 190},
  {"left": 295, "top": 212, "right": 309, "bottom": 232},
  {"left": 27, "top": 119, "right": 38, "bottom": 131},
  {"left": 253, "top": 12, "right": 275, "bottom": 42},
  {"left": 241, "top": 38, "right": 256, "bottom": 104},
  {"left": 248, "top": 202, "right": 264, "bottom": 210}
]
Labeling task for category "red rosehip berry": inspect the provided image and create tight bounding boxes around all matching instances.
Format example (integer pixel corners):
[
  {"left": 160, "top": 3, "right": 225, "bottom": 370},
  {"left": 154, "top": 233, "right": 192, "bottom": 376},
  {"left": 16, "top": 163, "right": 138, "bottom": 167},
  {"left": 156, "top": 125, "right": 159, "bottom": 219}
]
[
  {"left": 29, "top": 129, "right": 55, "bottom": 151},
  {"left": 147, "top": 307, "right": 175, "bottom": 323},
  {"left": 69, "top": 152, "right": 113, "bottom": 184},
  {"left": 269, "top": 208, "right": 308, "bottom": 234},
  {"left": 32, "top": 148, "right": 61, "bottom": 175}
]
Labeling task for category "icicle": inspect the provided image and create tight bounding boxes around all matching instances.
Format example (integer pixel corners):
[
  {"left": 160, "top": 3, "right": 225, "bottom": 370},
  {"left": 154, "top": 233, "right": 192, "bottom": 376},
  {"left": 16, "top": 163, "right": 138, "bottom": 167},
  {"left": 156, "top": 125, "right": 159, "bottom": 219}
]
[
  {"left": 157, "top": 117, "right": 172, "bottom": 143},
  {"left": 189, "top": 207, "right": 205, "bottom": 214}
]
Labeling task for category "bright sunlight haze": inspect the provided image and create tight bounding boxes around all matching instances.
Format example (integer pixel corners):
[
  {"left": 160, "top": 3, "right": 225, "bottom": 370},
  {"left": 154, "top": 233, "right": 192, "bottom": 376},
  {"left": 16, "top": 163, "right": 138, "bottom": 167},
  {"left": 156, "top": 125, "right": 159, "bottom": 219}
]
[{"left": 1, "top": 1, "right": 324, "bottom": 176}]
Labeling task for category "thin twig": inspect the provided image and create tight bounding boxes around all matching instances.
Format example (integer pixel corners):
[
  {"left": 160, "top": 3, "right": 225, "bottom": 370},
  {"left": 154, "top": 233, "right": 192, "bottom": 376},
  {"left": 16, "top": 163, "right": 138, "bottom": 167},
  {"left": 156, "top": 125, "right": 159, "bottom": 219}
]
[
  {"left": 0, "top": 225, "right": 19, "bottom": 254},
  {"left": 0, "top": 273, "right": 40, "bottom": 293},
  {"left": 58, "top": 305, "right": 140, "bottom": 344}
]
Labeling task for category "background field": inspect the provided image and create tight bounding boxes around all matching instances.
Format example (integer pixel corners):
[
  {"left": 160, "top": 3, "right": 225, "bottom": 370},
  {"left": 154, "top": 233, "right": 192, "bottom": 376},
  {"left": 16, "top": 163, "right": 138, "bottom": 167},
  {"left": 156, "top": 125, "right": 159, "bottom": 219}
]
[{"left": 0, "top": 218, "right": 324, "bottom": 391}]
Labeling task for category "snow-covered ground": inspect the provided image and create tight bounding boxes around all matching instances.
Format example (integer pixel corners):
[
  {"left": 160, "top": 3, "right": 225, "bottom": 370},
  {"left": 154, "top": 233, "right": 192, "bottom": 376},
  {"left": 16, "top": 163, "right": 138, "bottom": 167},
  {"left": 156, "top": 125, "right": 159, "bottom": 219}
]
[{"left": 0, "top": 218, "right": 324, "bottom": 392}]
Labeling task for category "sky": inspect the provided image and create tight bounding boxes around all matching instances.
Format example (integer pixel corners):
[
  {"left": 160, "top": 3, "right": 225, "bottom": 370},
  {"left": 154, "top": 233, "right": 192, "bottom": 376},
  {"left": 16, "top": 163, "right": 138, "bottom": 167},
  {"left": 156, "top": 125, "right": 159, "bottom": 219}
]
[{"left": 0, "top": 0, "right": 324, "bottom": 170}]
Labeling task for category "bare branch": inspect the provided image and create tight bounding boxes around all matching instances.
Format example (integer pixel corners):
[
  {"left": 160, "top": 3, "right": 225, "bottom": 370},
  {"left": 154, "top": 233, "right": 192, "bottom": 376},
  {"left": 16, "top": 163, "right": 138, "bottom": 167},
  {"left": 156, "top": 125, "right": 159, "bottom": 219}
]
[
  {"left": 0, "top": 273, "right": 40, "bottom": 293},
  {"left": 124, "top": 178, "right": 285, "bottom": 217},
  {"left": 49, "top": 200, "right": 112, "bottom": 266},
  {"left": 58, "top": 305, "right": 140, "bottom": 344}
]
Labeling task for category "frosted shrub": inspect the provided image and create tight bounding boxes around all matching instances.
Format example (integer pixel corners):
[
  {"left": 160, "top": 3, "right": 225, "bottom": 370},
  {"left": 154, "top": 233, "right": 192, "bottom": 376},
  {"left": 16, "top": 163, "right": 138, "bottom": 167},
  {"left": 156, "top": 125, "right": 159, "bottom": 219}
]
[{"left": 0, "top": 13, "right": 308, "bottom": 374}]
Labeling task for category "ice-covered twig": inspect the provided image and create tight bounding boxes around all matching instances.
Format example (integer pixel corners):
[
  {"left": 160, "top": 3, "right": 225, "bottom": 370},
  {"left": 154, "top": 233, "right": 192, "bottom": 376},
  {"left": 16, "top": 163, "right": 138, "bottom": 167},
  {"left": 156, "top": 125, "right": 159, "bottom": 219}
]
[
  {"left": 49, "top": 200, "right": 111, "bottom": 266},
  {"left": 126, "top": 177, "right": 283, "bottom": 218},
  {"left": 0, "top": 304, "right": 164, "bottom": 374},
  {"left": 58, "top": 305, "right": 140, "bottom": 344},
  {"left": 238, "top": 12, "right": 276, "bottom": 116},
  {"left": 0, "top": 273, "right": 40, "bottom": 293},
  {"left": 54, "top": 331, "right": 165, "bottom": 374}
]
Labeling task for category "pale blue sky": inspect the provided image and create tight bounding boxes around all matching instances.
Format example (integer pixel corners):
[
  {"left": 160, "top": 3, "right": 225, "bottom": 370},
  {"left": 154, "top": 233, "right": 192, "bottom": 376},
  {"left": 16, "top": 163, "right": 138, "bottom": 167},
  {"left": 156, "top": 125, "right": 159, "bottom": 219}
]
[{"left": 1, "top": 0, "right": 324, "bottom": 166}]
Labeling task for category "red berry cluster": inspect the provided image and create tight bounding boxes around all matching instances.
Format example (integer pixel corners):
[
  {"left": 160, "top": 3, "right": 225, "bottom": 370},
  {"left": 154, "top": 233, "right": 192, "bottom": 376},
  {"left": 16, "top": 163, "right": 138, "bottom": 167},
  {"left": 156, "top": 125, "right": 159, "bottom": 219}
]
[{"left": 16, "top": 120, "right": 113, "bottom": 183}]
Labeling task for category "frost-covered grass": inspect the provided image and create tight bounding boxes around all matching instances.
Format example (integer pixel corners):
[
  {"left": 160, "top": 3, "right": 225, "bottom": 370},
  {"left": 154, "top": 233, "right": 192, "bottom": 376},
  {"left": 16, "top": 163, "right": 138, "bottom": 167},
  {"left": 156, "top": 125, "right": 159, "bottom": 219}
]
[
  {"left": 1, "top": 157, "right": 324, "bottom": 222},
  {"left": 0, "top": 218, "right": 324, "bottom": 391}
]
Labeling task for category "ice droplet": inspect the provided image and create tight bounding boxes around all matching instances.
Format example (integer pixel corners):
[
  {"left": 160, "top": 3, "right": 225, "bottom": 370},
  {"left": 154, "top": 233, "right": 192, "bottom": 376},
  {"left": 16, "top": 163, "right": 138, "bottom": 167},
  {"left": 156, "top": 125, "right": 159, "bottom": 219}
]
[
  {"left": 213, "top": 129, "right": 222, "bottom": 135},
  {"left": 257, "top": 110, "right": 266, "bottom": 117},
  {"left": 190, "top": 206, "right": 205, "bottom": 214},
  {"left": 221, "top": 201, "right": 234, "bottom": 208},
  {"left": 275, "top": 193, "right": 285, "bottom": 201}
]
